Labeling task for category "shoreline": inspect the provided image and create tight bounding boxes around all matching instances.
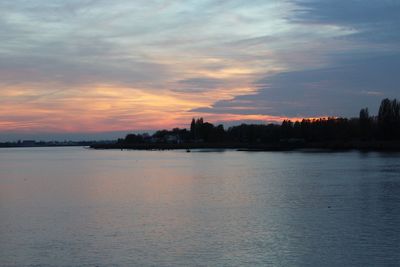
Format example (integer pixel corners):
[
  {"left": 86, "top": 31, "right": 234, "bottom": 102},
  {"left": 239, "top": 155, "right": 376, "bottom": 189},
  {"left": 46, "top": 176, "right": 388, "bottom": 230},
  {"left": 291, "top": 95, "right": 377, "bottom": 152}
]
[{"left": 90, "top": 141, "right": 400, "bottom": 152}]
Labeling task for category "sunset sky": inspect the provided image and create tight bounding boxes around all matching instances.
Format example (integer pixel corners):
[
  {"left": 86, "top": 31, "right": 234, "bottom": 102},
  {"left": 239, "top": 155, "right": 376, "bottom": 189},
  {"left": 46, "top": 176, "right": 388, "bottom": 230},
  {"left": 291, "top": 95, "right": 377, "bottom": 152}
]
[{"left": 1, "top": 0, "right": 400, "bottom": 140}]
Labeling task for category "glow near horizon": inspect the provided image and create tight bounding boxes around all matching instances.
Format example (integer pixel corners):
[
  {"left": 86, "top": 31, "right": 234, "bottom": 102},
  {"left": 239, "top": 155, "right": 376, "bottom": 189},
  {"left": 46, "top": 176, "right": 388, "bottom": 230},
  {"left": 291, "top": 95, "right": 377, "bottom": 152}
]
[{"left": 0, "top": 0, "right": 396, "bottom": 133}]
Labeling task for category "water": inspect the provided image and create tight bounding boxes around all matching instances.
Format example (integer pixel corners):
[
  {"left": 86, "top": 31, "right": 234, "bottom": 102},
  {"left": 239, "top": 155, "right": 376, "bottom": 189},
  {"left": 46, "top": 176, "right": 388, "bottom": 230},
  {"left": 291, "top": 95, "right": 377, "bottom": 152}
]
[{"left": 0, "top": 147, "right": 399, "bottom": 266}]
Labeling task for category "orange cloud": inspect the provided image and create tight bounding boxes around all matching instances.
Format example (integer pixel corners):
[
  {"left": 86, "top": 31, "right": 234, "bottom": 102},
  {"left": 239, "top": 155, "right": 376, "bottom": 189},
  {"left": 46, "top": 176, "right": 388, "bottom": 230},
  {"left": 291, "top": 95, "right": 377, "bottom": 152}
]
[{"left": 0, "top": 81, "right": 303, "bottom": 133}]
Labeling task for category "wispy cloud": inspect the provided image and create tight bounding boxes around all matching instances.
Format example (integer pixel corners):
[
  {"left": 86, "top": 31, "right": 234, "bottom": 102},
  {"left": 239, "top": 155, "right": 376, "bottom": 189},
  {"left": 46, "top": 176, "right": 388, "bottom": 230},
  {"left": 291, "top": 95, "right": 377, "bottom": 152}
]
[{"left": 194, "top": 0, "right": 400, "bottom": 119}]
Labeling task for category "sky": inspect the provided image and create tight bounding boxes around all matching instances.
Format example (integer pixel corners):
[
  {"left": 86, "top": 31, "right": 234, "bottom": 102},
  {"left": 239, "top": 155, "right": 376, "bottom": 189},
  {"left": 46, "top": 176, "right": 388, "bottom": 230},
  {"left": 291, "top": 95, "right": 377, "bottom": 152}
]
[{"left": 1, "top": 0, "right": 400, "bottom": 140}]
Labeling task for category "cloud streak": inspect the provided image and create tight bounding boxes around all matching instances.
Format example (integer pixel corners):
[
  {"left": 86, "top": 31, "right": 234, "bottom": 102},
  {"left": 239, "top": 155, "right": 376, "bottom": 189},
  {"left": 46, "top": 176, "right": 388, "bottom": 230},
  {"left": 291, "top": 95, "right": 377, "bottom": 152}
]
[{"left": 194, "top": 0, "right": 400, "bottom": 119}]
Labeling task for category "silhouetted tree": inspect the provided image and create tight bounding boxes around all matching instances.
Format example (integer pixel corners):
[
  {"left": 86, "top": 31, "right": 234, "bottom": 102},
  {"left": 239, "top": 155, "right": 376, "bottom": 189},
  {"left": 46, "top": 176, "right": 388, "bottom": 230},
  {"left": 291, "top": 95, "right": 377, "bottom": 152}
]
[
  {"left": 359, "top": 108, "right": 372, "bottom": 139},
  {"left": 378, "top": 98, "right": 400, "bottom": 139},
  {"left": 120, "top": 98, "right": 400, "bottom": 147},
  {"left": 280, "top": 120, "right": 293, "bottom": 139},
  {"left": 359, "top": 108, "right": 369, "bottom": 121},
  {"left": 125, "top": 133, "right": 144, "bottom": 143},
  {"left": 190, "top": 118, "right": 196, "bottom": 139}
]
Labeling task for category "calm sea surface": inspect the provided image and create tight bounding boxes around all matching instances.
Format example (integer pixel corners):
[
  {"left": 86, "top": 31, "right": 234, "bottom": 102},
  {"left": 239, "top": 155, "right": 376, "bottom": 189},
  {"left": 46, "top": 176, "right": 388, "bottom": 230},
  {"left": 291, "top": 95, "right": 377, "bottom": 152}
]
[{"left": 0, "top": 147, "right": 399, "bottom": 266}]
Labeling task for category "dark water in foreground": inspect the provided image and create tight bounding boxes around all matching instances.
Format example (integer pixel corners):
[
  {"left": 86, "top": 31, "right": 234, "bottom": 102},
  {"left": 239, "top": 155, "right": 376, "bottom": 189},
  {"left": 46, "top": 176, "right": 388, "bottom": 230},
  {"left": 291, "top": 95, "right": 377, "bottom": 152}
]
[{"left": 0, "top": 147, "right": 399, "bottom": 266}]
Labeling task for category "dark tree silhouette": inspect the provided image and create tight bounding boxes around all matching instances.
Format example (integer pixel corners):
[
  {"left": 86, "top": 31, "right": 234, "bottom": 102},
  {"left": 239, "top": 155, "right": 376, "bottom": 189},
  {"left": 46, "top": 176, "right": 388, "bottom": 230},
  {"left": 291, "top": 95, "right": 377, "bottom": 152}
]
[
  {"left": 378, "top": 98, "right": 400, "bottom": 139},
  {"left": 190, "top": 118, "right": 196, "bottom": 139},
  {"left": 359, "top": 107, "right": 372, "bottom": 139},
  {"left": 124, "top": 133, "right": 144, "bottom": 143},
  {"left": 119, "top": 98, "right": 400, "bottom": 147}
]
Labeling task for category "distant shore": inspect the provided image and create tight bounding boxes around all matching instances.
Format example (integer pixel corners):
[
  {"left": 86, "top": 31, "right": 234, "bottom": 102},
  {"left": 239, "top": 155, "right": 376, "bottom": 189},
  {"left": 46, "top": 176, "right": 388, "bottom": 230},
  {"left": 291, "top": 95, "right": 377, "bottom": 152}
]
[
  {"left": 0, "top": 141, "right": 112, "bottom": 148},
  {"left": 0, "top": 144, "right": 88, "bottom": 148},
  {"left": 90, "top": 141, "right": 400, "bottom": 152}
]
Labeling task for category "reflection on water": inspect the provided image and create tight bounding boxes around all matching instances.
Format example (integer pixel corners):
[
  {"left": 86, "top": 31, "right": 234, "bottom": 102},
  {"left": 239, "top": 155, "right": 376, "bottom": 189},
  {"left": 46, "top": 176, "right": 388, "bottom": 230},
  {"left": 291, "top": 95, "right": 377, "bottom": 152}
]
[{"left": 0, "top": 147, "right": 399, "bottom": 266}]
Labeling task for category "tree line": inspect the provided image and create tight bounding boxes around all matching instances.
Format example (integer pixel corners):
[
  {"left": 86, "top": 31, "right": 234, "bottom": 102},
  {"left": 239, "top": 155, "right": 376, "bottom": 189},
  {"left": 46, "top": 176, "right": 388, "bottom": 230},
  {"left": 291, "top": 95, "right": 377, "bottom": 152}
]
[{"left": 120, "top": 98, "right": 400, "bottom": 145}]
